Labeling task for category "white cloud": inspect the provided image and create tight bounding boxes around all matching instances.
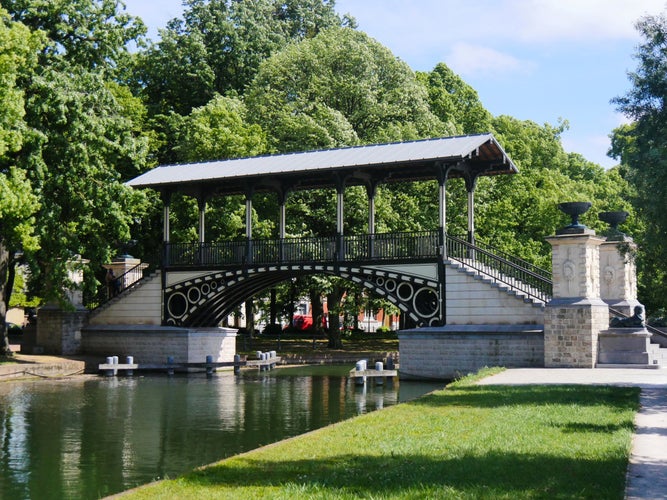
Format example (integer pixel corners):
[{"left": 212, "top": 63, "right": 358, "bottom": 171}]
[
  {"left": 339, "top": 0, "right": 666, "bottom": 59},
  {"left": 505, "top": 0, "right": 667, "bottom": 43},
  {"left": 446, "top": 43, "right": 536, "bottom": 78}
]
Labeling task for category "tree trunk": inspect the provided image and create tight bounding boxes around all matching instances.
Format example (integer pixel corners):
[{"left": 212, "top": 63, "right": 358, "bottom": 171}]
[
  {"left": 0, "top": 243, "right": 12, "bottom": 356},
  {"left": 326, "top": 284, "right": 345, "bottom": 349}
]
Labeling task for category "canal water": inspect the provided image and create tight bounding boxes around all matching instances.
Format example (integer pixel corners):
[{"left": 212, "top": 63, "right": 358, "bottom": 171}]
[{"left": 0, "top": 365, "right": 443, "bottom": 499}]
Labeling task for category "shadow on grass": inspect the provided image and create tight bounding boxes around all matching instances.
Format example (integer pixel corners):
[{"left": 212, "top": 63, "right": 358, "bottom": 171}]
[
  {"left": 412, "top": 384, "right": 640, "bottom": 413},
  {"left": 184, "top": 450, "right": 627, "bottom": 499}
]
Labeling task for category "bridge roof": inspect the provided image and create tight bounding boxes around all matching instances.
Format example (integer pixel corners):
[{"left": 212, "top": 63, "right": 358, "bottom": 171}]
[{"left": 126, "top": 133, "right": 517, "bottom": 196}]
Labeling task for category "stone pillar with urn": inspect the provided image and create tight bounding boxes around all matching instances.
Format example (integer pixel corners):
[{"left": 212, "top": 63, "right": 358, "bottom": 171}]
[{"left": 543, "top": 202, "right": 609, "bottom": 367}]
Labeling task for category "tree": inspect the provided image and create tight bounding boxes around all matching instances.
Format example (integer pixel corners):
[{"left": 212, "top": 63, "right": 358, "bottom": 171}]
[
  {"left": 4, "top": 0, "right": 146, "bottom": 72},
  {"left": 0, "top": 9, "right": 42, "bottom": 354},
  {"left": 20, "top": 65, "right": 149, "bottom": 304},
  {"left": 175, "top": 94, "right": 268, "bottom": 163},
  {"left": 417, "top": 62, "right": 493, "bottom": 135},
  {"left": 611, "top": 11, "right": 667, "bottom": 313},
  {"left": 2, "top": 1, "right": 150, "bottom": 310},
  {"left": 480, "top": 116, "right": 635, "bottom": 269},
  {"left": 135, "top": 0, "right": 350, "bottom": 117},
  {"left": 246, "top": 27, "right": 450, "bottom": 152}
]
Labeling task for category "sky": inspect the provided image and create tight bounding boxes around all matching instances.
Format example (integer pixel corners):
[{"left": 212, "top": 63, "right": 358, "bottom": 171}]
[{"left": 122, "top": 0, "right": 667, "bottom": 169}]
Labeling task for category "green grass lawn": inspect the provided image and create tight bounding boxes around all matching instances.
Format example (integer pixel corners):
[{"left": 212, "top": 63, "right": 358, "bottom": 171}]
[{"left": 119, "top": 369, "right": 639, "bottom": 499}]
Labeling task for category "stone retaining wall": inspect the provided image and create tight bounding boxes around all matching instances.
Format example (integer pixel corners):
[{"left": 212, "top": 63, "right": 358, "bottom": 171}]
[
  {"left": 81, "top": 325, "right": 237, "bottom": 365},
  {"left": 0, "top": 360, "right": 86, "bottom": 381},
  {"left": 398, "top": 325, "right": 544, "bottom": 380}
]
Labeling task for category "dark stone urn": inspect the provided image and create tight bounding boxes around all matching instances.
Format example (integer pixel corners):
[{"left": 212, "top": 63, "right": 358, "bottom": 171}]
[
  {"left": 599, "top": 211, "right": 629, "bottom": 241},
  {"left": 556, "top": 201, "right": 592, "bottom": 235}
]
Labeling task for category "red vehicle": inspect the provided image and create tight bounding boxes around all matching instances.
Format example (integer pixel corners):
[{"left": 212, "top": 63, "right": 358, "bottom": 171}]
[{"left": 291, "top": 315, "right": 314, "bottom": 330}]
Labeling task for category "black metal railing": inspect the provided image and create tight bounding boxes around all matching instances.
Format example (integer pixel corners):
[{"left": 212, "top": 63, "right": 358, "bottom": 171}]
[
  {"left": 343, "top": 231, "right": 440, "bottom": 261},
  {"left": 87, "top": 260, "right": 157, "bottom": 309},
  {"left": 163, "top": 231, "right": 550, "bottom": 301},
  {"left": 445, "top": 233, "right": 553, "bottom": 302},
  {"left": 165, "top": 236, "right": 339, "bottom": 267},
  {"left": 164, "top": 231, "right": 440, "bottom": 268}
]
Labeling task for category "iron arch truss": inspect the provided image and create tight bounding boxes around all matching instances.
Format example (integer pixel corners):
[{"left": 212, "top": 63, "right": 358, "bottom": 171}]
[{"left": 164, "top": 262, "right": 445, "bottom": 328}]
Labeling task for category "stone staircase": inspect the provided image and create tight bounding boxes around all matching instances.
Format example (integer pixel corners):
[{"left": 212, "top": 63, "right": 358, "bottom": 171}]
[
  {"left": 445, "top": 258, "right": 547, "bottom": 309},
  {"left": 89, "top": 271, "right": 161, "bottom": 320}
]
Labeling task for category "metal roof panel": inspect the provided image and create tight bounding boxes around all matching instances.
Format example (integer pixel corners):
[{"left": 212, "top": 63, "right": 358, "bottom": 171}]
[{"left": 127, "top": 133, "right": 517, "bottom": 192}]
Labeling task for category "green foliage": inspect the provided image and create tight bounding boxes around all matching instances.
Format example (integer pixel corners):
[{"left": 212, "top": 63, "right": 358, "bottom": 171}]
[
  {"left": 136, "top": 23, "right": 215, "bottom": 116},
  {"left": 136, "top": 0, "right": 349, "bottom": 116},
  {"left": 246, "top": 27, "right": 450, "bottom": 152},
  {"left": 1, "top": 0, "right": 150, "bottom": 305},
  {"left": 0, "top": 9, "right": 41, "bottom": 157},
  {"left": 0, "top": 168, "right": 39, "bottom": 254},
  {"left": 611, "top": 11, "right": 667, "bottom": 313},
  {"left": 417, "top": 62, "right": 493, "bottom": 135},
  {"left": 470, "top": 115, "right": 636, "bottom": 268},
  {"left": 4, "top": 0, "right": 146, "bottom": 72},
  {"left": 175, "top": 94, "right": 268, "bottom": 163}
]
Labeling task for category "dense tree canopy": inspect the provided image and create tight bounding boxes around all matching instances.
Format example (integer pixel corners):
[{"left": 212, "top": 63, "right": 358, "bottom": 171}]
[
  {"left": 417, "top": 63, "right": 492, "bottom": 135},
  {"left": 0, "top": 8, "right": 42, "bottom": 354},
  {"left": 4, "top": 0, "right": 145, "bottom": 72},
  {"left": 136, "top": 0, "right": 350, "bottom": 116},
  {"left": 246, "top": 27, "right": 450, "bottom": 152},
  {"left": 0, "top": 0, "right": 149, "bottom": 354},
  {"left": 611, "top": 12, "right": 667, "bottom": 313}
]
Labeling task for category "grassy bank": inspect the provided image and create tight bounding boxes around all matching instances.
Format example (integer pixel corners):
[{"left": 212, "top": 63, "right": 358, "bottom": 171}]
[{"left": 117, "top": 369, "right": 639, "bottom": 499}]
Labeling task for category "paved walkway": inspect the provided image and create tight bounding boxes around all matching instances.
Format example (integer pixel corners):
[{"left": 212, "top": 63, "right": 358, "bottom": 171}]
[{"left": 478, "top": 368, "right": 667, "bottom": 500}]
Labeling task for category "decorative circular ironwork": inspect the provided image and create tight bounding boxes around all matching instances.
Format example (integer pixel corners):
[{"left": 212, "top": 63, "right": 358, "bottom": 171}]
[
  {"left": 187, "top": 287, "right": 201, "bottom": 304},
  {"left": 164, "top": 264, "right": 443, "bottom": 328},
  {"left": 396, "top": 282, "right": 414, "bottom": 301},
  {"left": 413, "top": 287, "right": 439, "bottom": 318},
  {"left": 167, "top": 292, "right": 188, "bottom": 319}
]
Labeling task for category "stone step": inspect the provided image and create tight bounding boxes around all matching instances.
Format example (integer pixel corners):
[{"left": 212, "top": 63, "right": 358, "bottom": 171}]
[
  {"left": 445, "top": 259, "right": 546, "bottom": 309},
  {"left": 595, "top": 363, "right": 662, "bottom": 369}
]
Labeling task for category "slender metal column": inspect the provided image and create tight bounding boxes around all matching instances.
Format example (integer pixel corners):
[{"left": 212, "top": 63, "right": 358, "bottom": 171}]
[
  {"left": 366, "top": 183, "right": 377, "bottom": 258},
  {"left": 162, "top": 192, "right": 171, "bottom": 244},
  {"left": 278, "top": 189, "right": 288, "bottom": 262},
  {"left": 464, "top": 172, "right": 479, "bottom": 246},
  {"left": 436, "top": 164, "right": 451, "bottom": 258},
  {"left": 279, "top": 200, "right": 286, "bottom": 240},
  {"left": 198, "top": 197, "right": 206, "bottom": 244},
  {"left": 367, "top": 186, "right": 376, "bottom": 235},
  {"left": 196, "top": 195, "right": 207, "bottom": 265},
  {"left": 467, "top": 188, "right": 475, "bottom": 245},
  {"left": 439, "top": 182, "right": 446, "bottom": 231},
  {"left": 336, "top": 188, "right": 344, "bottom": 236},
  {"left": 335, "top": 176, "right": 345, "bottom": 260},
  {"left": 245, "top": 196, "right": 253, "bottom": 240},
  {"left": 245, "top": 189, "right": 253, "bottom": 264}
]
